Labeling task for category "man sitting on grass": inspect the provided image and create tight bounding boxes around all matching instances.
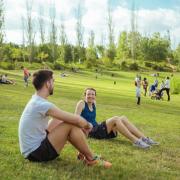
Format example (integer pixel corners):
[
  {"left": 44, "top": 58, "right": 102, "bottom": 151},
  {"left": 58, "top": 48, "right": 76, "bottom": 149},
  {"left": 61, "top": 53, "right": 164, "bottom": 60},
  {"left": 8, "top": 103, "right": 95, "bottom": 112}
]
[
  {"left": 18, "top": 70, "right": 111, "bottom": 168},
  {"left": 0, "top": 74, "right": 15, "bottom": 85}
]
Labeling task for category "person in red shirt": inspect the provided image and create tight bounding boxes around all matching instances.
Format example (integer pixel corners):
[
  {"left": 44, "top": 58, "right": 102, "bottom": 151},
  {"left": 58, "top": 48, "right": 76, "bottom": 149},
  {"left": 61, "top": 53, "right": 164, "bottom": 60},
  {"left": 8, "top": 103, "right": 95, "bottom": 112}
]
[{"left": 21, "top": 66, "right": 30, "bottom": 87}]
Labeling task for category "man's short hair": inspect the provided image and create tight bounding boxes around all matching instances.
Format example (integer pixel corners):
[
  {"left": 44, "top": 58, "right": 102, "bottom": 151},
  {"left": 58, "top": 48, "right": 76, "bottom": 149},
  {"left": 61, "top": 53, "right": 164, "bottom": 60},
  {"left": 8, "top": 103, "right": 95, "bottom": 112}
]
[{"left": 32, "top": 70, "right": 53, "bottom": 90}]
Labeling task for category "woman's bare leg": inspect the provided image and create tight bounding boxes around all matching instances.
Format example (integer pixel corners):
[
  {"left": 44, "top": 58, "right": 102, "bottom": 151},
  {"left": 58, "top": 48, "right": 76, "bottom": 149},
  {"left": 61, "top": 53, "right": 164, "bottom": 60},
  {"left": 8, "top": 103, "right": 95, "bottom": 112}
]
[
  {"left": 120, "top": 116, "right": 146, "bottom": 139},
  {"left": 106, "top": 116, "right": 138, "bottom": 142}
]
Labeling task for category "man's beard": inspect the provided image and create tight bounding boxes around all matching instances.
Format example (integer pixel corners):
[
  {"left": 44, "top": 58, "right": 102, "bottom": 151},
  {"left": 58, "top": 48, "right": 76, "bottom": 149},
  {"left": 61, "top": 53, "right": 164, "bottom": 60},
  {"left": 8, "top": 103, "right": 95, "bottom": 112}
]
[{"left": 49, "top": 87, "right": 54, "bottom": 95}]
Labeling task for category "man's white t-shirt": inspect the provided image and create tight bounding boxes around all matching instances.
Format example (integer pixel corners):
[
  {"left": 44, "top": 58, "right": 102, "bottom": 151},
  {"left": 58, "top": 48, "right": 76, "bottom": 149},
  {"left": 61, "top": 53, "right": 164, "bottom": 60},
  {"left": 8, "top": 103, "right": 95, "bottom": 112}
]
[
  {"left": 165, "top": 79, "right": 170, "bottom": 89},
  {"left": 18, "top": 94, "right": 55, "bottom": 158}
]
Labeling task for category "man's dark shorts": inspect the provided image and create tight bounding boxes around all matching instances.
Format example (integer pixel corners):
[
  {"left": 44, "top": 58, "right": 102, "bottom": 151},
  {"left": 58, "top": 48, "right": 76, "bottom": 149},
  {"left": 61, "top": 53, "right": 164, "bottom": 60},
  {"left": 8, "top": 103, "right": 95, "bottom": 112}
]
[
  {"left": 27, "top": 131, "right": 59, "bottom": 162},
  {"left": 89, "top": 121, "right": 117, "bottom": 139}
]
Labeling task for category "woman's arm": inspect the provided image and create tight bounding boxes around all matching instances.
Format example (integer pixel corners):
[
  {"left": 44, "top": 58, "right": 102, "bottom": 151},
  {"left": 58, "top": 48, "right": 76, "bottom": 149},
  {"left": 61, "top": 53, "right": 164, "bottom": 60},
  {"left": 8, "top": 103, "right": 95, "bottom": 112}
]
[
  {"left": 74, "top": 100, "right": 92, "bottom": 136},
  {"left": 75, "top": 100, "right": 85, "bottom": 115}
]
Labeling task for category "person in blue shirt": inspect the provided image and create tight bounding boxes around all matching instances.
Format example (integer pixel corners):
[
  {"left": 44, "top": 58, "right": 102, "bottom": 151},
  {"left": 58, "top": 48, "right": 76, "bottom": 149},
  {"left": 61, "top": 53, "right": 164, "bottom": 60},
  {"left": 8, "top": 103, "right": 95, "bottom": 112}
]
[{"left": 75, "top": 88, "right": 159, "bottom": 149}]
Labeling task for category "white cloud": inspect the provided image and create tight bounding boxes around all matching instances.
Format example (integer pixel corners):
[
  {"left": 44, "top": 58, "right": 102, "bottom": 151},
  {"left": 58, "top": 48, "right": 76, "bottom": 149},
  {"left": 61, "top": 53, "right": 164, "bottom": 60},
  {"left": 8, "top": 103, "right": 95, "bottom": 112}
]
[{"left": 3, "top": 0, "right": 180, "bottom": 48}]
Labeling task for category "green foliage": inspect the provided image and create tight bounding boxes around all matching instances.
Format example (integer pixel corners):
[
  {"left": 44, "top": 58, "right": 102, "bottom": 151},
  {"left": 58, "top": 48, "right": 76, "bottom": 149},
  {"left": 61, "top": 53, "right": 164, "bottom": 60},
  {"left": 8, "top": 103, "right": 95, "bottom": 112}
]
[
  {"left": 171, "top": 76, "right": 180, "bottom": 94},
  {"left": 152, "top": 64, "right": 172, "bottom": 72},
  {"left": 53, "top": 61, "right": 65, "bottom": 70},
  {"left": 0, "top": 29, "right": 178, "bottom": 71},
  {"left": 128, "top": 31, "right": 142, "bottom": 60},
  {"left": 116, "top": 31, "right": 129, "bottom": 60},
  {"left": 101, "top": 57, "right": 113, "bottom": 67},
  {"left": 121, "top": 61, "right": 128, "bottom": 70},
  {"left": 173, "top": 43, "right": 180, "bottom": 65},
  {"left": 172, "top": 83, "right": 180, "bottom": 94},
  {"left": 0, "top": 61, "right": 15, "bottom": 70},
  {"left": 59, "top": 44, "right": 73, "bottom": 64},
  {"left": 0, "top": 0, "right": 4, "bottom": 44},
  {"left": 144, "top": 61, "right": 153, "bottom": 68},
  {"left": 106, "top": 46, "right": 116, "bottom": 61},
  {"left": 129, "top": 62, "right": 139, "bottom": 70},
  {"left": 85, "top": 48, "right": 97, "bottom": 68},
  {"left": 141, "top": 33, "right": 170, "bottom": 62},
  {"left": 37, "top": 51, "right": 49, "bottom": 63}
]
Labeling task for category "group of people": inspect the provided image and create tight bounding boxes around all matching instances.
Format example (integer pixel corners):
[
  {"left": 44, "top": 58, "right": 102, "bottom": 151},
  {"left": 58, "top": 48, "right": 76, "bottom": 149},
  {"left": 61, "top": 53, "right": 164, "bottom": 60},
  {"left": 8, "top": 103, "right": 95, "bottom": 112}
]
[
  {"left": 135, "top": 74, "right": 171, "bottom": 105},
  {"left": 19, "top": 70, "right": 159, "bottom": 168},
  {"left": 21, "top": 66, "right": 31, "bottom": 87},
  {"left": 0, "top": 66, "right": 30, "bottom": 87}
]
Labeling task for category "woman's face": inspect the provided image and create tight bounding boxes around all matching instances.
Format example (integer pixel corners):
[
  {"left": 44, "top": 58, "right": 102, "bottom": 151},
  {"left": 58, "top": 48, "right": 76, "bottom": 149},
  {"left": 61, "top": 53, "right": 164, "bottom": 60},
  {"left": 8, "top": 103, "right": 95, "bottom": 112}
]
[{"left": 85, "top": 89, "right": 96, "bottom": 103}]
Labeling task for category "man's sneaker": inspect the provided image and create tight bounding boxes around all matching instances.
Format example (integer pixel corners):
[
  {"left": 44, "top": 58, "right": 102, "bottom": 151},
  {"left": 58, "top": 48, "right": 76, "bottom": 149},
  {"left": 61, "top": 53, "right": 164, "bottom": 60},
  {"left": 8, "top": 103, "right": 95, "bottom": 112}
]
[
  {"left": 141, "top": 137, "right": 159, "bottom": 146},
  {"left": 133, "top": 139, "right": 151, "bottom": 149},
  {"left": 84, "top": 155, "right": 112, "bottom": 169}
]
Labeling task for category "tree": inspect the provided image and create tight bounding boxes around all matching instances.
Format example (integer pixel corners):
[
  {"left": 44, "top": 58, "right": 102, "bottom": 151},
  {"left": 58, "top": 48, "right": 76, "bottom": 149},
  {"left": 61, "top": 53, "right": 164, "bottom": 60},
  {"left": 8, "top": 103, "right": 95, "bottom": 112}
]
[
  {"left": 59, "top": 21, "right": 68, "bottom": 63},
  {"left": 37, "top": 51, "right": 49, "bottom": 63},
  {"left": 149, "top": 32, "right": 170, "bottom": 62},
  {"left": 38, "top": 4, "right": 46, "bottom": 44},
  {"left": 173, "top": 43, "right": 180, "bottom": 65},
  {"left": 85, "top": 30, "right": 97, "bottom": 67},
  {"left": 75, "top": 2, "right": 84, "bottom": 63},
  {"left": 49, "top": 1, "right": 57, "bottom": 63},
  {"left": 106, "top": 6, "right": 116, "bottom": 62},
  {"left": 26, "top": 0, "right": 36, "bottom": 63},
  {"left": 139, "top": 32, "right": 170, "bottom": 62},
  {"left": 130, "top": 0, "right": 138, "bottom": 61},
  {"left": 128, "top": 31, "right": 141, "bottom": 60},
  {"left": 116, "top": 31, "right": 129, "bottom": 61},
  {"left": 0, "top": 0, "right": 4, "bottom": 60},
  {"left": 21, "top": 16, "right": 26, "bottom": 62}
]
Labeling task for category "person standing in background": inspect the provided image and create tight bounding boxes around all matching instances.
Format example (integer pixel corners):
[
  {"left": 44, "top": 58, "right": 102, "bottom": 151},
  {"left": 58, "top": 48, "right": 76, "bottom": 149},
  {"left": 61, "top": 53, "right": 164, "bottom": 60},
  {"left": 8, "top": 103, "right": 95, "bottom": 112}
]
[
  {"left": 142, "top": 78, "right": 148, "bottom": 96},
  {"left": 21, "top": 66, "right": 30, "bottom": 87},
  {"left": 158, "top": 77, "right": 170, "bottom": 101},
  {"left": 135, "top": 75, "right": 141, "bottom": 105}
]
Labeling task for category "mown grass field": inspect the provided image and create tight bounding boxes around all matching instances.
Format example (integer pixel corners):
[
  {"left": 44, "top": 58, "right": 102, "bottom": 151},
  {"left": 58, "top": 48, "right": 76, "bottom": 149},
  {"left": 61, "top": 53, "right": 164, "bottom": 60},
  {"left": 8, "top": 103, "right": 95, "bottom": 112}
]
[{"left": 0, "top": 69, "right": 180, "bottom": 180}]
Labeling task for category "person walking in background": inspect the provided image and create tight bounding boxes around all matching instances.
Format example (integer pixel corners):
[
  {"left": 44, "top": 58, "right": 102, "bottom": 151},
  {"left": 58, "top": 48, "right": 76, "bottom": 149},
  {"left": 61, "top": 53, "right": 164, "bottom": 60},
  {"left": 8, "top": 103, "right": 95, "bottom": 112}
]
[
  {"left": 135, "top": 75, "right": 141, "bottom": 105},
  {"left": 21, "top": 66, "right": 30, "bottom": 87},
  {"left": 158, "top": 77, "right": 170, "bottom": 101},
  {"left": 142, "top": 77, "right": 148, "bottom": 96}
]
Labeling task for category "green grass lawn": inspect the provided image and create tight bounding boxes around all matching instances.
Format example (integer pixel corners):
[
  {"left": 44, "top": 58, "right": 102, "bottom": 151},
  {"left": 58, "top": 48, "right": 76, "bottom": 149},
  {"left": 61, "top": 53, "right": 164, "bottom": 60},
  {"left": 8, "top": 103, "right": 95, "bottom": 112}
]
[{"left": 0, "top": 69, "right": 180, "bottom": 180}]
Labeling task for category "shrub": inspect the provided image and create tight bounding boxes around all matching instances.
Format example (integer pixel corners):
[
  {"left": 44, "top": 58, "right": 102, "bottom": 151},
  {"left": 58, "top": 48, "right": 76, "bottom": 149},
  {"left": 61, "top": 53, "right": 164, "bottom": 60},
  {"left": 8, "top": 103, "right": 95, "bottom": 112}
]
[
  {"left": 54, "top": 62, "right": 65, "bottom": 70},
  {"left": 152, "top": 64, "right": 164, "bottom": 71},
  {"left": 121, "top": 61, "right": 127, "bottom": 70},
  {"left": 0, "top": 62, "right": 15, "bottom": 70},
  {"left": 172, "top": 83, "right": 180, "bottom": 94},
  {"left": 145, "top": 62, "right": 153, "bottom": 67},
  {"left": 101, "top": 57, "right": 113, "bottom": 67},
  {"left": 84, "top": 60, "right": 93, "bottom": 68},
  {"left": 129, "top": 62, "right": 139, "bottom": 70},
  {"left": 152, "top": 64, "right": 172, "bottom": 72}
]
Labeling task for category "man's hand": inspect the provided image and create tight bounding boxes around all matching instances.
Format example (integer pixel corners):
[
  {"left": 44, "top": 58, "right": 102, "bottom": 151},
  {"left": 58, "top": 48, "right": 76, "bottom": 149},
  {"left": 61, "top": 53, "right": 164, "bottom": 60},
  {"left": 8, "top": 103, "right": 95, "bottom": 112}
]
[
  {"left": 82, "top": 122, "right": 93, "bottom": 136},
  {"left": 82, "top": 123, "right": 93, "bottom": 136}
]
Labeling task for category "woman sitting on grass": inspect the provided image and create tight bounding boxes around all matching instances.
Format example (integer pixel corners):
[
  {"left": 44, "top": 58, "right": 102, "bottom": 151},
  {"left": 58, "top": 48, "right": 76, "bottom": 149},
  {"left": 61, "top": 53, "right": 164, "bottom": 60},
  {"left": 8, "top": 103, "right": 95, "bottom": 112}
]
[{"left": 74, "top": 88, "right": 159, "bottom": 149}]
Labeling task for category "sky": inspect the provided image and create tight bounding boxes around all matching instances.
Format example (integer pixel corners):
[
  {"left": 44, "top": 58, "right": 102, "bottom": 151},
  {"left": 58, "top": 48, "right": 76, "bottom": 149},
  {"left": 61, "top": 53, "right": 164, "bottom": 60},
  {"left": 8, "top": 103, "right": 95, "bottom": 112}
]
[{"left": 3, "top": 0, "right": 180, "bottom": 48}]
